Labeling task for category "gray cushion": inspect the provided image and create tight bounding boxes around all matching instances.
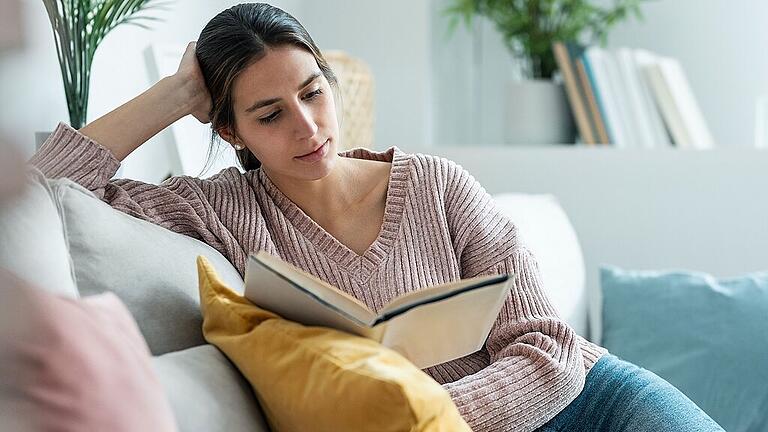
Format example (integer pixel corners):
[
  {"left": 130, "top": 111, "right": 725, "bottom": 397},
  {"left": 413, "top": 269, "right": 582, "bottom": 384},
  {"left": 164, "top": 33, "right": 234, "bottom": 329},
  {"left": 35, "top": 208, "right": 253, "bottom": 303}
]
[
  {"left": 50, "top": 178, "right": 244, "bottom": 355},
  {"left": 153, "top": 345, "right": 269, "bottom": 432},
  {"left": 0, "top": 169, "right": 77, "bottom": 297}
]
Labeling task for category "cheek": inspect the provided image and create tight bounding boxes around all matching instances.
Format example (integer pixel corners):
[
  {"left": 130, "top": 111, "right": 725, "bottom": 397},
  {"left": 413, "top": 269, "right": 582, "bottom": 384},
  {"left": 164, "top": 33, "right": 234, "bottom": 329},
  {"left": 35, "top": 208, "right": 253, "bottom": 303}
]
[
  {"left": 319, "top": 94, "right": 339, "bottom": 126},
  {"left": 245, "top": 129, "right": 300, "bottom": 164}
]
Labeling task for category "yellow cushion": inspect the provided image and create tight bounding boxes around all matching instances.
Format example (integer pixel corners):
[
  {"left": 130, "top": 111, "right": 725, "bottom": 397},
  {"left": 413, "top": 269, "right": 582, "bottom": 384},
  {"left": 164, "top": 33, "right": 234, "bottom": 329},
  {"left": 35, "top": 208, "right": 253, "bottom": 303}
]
[{"left": 196, "top": 256, "right": 471, "bottom": 432}]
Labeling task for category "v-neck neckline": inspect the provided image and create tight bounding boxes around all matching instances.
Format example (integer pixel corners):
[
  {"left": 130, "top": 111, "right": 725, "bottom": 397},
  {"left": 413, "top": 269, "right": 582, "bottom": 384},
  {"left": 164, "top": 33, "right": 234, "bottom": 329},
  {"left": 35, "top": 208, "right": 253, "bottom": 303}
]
[{"left": 257, "top": 146, "right": 412, "bottom": 275}]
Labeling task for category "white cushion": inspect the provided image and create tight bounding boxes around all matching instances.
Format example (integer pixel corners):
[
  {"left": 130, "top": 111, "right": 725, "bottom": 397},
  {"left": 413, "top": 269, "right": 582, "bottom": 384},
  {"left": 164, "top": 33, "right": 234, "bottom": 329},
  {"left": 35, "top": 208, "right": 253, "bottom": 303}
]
[
  {"left": 0, "top": 169, "right": 78, "bottom": 297},
  {"left": 491, "top": 193, "right": 587, "bottom": 337}
]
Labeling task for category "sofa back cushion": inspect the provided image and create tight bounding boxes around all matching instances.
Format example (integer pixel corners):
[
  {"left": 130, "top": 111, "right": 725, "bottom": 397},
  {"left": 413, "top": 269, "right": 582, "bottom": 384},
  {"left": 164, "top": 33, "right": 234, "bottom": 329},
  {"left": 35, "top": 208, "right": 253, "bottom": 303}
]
[
  {"left": 153, "top": 345, "right": 269, "bottom": 432},
  {"left": 492, "top": 193, "right": 587, "bottom": 337},
  {"left": 0, "top": 168, "right": 77, "bottom": 297},
  {"left": 50, "top": 178, "right": 244, "bottom": 355}
]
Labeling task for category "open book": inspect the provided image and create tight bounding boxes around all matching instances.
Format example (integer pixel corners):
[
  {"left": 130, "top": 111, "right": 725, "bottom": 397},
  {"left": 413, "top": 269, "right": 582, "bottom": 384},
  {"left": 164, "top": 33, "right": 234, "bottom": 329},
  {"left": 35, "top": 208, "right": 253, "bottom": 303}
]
[{"left": 244, "top": 251, "right": 514, "bottom": 369}]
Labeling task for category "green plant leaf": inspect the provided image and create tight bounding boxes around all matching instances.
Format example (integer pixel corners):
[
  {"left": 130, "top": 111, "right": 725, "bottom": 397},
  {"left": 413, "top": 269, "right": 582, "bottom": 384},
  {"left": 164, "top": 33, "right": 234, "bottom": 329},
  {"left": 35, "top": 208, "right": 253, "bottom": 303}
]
[{"left": 42, "top": 0, "right": 173, "bottom": 128}]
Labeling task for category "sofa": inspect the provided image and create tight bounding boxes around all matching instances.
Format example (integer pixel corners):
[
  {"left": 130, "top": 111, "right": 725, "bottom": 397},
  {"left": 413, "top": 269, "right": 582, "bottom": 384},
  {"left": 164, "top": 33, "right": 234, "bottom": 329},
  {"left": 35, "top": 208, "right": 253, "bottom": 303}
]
[
  {"left": 6, "top": 139, "right": 768, "bottom": 431},
  {"left": 0, "top": 164, "right": 591, "bottom": 431}
]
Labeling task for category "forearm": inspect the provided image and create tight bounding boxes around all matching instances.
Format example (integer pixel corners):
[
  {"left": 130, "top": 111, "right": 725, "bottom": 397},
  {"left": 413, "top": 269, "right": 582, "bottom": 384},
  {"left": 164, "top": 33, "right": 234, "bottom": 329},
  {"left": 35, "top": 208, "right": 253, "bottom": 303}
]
[
  {"left": 79, "top": 75, "right": 193, "bottom": 161},
  {"left": 442, "top": 323, "right": 585, "bottom": 432},
  {"left": 446, "top": 249, "right": 586, "bottom": 431}
]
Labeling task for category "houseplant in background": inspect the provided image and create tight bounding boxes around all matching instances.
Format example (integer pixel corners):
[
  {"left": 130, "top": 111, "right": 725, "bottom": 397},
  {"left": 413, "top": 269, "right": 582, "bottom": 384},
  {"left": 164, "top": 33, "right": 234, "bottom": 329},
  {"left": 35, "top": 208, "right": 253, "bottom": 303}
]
[
  {"left": 446, "top": 0, "right": 649, "bottom": 145},
  {"left": 40, "top": 0, "right": 170, "bottom": 142}
]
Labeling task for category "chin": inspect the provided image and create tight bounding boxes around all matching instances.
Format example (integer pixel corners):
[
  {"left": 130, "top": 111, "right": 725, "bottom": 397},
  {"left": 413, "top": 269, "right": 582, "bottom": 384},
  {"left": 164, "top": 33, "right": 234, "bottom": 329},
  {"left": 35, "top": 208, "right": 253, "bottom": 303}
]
[{"left": 296, "top": 153, "right": 337, "bottom": 181}]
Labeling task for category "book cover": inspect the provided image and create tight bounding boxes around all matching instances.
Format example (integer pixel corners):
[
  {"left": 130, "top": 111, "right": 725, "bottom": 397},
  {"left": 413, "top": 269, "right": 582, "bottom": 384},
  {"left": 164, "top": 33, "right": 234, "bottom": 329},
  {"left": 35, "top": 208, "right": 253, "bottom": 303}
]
[{"left": 243, "top": 251, "right": 513, "bottom": 369}]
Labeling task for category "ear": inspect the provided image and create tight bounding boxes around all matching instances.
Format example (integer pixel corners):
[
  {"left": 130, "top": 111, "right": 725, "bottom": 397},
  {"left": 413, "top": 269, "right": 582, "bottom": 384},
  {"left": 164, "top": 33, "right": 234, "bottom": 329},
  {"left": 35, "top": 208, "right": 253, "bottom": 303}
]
[{"left": 217, "top": 126, "right": 237, "bottom": 146}]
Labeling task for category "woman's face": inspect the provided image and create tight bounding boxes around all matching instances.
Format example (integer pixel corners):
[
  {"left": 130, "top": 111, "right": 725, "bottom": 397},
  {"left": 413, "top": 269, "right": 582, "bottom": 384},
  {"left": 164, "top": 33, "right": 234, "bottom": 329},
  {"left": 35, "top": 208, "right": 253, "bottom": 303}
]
[{"left": 224, "top": 45, "right": 340, "bottom": 180}]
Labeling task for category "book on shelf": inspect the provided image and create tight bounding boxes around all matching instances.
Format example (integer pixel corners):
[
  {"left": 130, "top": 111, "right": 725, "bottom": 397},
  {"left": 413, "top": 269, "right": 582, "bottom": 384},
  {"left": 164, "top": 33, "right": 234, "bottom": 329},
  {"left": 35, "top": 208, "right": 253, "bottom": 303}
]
[
  {"left": 574, "top": 56, "right": 611, "bottom": 144},
  {"left": 553, "top": 42, "right": 597, "bottom": 145},
  {"left": 243, "top": 251, "right": 514, "bottom": 369},
  {"left": 629, "top": 50, "right": 673, "bottom": 147},
  {"left": 641, "top": 56, "right": 715, "bottom": 149},
  {"left": 555, "top": 43, "right": 712, "bottom": 148},
  {"left": 615, "top": 48, "right": 662, "bottom": 148},
  {"left": 584, "top": 47, "right": 628, "bottom": 146}
]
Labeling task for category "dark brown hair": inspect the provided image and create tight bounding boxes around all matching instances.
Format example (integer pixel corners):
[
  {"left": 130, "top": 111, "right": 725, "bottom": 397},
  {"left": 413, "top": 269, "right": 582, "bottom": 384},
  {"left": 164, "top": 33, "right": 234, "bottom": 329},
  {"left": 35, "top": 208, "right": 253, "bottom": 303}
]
[{"left": 195, "top": 3, "right": 338, "bottom": 171}]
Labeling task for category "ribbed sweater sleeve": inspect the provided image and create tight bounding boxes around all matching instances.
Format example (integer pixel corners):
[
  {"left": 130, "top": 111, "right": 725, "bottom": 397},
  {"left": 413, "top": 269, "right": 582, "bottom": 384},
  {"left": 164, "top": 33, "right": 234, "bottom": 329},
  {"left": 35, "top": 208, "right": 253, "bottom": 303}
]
[
  {"left": 28, "top": 122, "right": 229, "bottom": 254},
  {"left": 441, "top": 160, "right": 586, "bottom": 432}
]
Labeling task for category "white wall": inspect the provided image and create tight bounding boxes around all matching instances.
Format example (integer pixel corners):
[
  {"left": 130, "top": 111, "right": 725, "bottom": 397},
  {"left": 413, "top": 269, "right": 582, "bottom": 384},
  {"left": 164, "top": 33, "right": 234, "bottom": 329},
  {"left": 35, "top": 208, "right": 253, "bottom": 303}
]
[
  {"left": 431, "top": 0, "right": 521, "bottom": 147},
  {"left": 294, "top": 0, "right": 433, "bottom": 150}
]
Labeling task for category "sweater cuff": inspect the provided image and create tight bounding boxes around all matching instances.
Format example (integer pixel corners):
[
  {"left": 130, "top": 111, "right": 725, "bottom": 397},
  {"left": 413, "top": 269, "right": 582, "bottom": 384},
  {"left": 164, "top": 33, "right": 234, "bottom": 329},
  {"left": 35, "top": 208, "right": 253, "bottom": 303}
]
[{"left": 29, "top": 122, "right": 121, "bottom": 190}]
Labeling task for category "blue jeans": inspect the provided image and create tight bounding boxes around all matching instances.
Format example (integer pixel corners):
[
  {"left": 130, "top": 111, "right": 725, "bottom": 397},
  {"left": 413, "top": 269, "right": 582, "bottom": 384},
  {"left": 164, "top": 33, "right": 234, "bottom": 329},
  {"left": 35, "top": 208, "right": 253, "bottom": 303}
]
[{"left": 535, "top": 354, "right": 724, "bottom": 431}]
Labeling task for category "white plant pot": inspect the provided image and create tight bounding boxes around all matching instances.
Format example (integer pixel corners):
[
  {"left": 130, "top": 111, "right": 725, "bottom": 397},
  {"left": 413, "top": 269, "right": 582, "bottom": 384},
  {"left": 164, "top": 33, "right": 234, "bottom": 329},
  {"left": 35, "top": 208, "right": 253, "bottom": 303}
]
[{"left": 505, "top": 80, "right": 576, "bottom": 145}]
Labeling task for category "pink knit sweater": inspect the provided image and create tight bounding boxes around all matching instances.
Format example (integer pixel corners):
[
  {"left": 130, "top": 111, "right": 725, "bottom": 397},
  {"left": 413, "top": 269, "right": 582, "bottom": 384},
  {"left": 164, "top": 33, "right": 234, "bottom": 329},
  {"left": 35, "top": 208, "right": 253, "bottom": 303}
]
[{"left": 32, "top": 122, "right": 608, "bottom": 432}]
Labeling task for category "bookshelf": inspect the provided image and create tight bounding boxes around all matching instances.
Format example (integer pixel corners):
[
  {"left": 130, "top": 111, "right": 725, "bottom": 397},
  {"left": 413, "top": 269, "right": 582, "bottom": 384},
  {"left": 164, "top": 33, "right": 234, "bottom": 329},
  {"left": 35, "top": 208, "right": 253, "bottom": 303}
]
[{"left": 553, "top": 42, "right": 714, "bottom": 150}]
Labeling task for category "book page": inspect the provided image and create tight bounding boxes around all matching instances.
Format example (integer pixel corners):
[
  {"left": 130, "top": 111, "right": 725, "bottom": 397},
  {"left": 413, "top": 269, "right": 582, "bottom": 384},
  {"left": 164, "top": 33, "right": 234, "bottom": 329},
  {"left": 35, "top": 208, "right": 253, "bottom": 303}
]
[
  {"left": 250, "top": 252, "right": 375, "bottom": 324},
  {"left": 379, "top": 276, "right": 512, "bottom": 369}
]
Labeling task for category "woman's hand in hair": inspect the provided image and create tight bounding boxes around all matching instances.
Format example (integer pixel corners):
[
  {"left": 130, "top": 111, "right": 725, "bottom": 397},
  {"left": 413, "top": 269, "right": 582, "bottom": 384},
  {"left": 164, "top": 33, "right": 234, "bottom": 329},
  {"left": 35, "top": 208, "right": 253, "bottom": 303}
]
[
  {"left": 173, "top": 41, "right": 212, "bottom": 124},
  {"left": 75, "top": 42, "right": 212, "bottom": 160}
]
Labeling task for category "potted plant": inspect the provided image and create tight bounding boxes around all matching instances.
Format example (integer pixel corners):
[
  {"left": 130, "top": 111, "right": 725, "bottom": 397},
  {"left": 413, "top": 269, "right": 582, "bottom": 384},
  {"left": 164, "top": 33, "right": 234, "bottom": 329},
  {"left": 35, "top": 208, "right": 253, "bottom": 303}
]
[
  {"left": 41, "top": 0, "right": 170, "bottom": 133},
  {"left": 446, "top": 0, "right": 649, "bottom": 144}
]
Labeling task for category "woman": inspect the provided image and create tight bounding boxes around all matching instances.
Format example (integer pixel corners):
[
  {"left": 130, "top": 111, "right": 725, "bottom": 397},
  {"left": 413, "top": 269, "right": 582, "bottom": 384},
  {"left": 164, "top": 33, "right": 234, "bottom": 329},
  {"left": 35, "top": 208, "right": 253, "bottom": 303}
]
[{"left": 31, "top": 3, "right": 723, "bottom": 431}]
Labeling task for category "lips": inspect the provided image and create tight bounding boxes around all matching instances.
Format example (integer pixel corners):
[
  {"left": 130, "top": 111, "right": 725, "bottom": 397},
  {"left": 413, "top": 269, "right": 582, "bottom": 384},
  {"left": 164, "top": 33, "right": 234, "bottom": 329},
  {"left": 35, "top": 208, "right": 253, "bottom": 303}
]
[
  {"left": 298, "top": 139, "right": 329, "bottom": 157},
  {"left": 294, "top": 138, "right": 330, "bottom": 163}
]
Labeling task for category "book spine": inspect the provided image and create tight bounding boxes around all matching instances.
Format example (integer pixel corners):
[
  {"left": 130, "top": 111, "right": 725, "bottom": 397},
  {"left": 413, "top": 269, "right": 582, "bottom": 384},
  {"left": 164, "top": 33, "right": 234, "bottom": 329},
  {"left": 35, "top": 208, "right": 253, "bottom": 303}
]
[
  {"left": 576, "top": 54, "right": 611, "bottom": 144},
  {"left": 642, "top": 60, "right": 692, "bottom": 147},
  {"left": 632, "top": 49, "right": 673, "bottom": 147},
  {"left": 553, "top": 42, "right": 596, "bottom": 145},
  {"left": 616, "top": 48, "right": 656, "bottom": 149},
  {"left": 659, "top": 59, "right": 715, "bottom": 149},
  {"left": 591, "top": 48, "right": 631, "bottom": 148}
]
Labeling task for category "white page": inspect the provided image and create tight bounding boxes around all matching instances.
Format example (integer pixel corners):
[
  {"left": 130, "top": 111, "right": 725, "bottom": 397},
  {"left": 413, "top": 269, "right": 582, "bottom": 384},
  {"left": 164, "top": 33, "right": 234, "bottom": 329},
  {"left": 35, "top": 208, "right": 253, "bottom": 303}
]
[
  {"left": 244, "top": 256, "right": 377, "bottom": 336},
  {"left": 380, "top": 277, "right": 512, "bottom": 369}
]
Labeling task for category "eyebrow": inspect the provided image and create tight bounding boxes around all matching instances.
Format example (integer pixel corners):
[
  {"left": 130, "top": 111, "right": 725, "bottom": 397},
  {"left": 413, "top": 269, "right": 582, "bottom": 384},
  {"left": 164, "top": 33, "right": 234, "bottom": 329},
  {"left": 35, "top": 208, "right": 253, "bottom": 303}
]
[{"left": 245, "top": 72, "right": 323, "bottom": 113}]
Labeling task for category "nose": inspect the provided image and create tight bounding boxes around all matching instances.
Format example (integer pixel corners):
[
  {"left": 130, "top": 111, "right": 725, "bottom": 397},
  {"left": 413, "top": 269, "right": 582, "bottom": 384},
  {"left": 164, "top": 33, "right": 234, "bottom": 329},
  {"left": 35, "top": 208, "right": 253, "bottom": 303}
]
[{"left": 294, "top": 105, "right": 318, "bottom": 141}]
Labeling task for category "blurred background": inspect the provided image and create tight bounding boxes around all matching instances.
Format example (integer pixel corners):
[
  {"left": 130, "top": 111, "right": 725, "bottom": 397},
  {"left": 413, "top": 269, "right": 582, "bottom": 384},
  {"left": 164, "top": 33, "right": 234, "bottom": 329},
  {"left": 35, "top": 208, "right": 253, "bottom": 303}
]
[{"left": 2, "top": 0, "right": 768, "bottom": 181}]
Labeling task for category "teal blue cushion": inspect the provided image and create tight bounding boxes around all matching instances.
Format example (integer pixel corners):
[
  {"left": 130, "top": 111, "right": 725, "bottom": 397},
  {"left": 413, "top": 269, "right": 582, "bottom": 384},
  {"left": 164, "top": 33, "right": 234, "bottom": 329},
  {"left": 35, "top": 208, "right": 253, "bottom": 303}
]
[{"left": 600, "top": 266, "right": 768, "bottom": 432}]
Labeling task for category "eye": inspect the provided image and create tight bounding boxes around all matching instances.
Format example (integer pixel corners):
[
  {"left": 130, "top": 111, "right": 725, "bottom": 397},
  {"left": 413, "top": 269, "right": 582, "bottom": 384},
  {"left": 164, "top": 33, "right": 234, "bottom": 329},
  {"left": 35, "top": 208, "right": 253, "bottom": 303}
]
[
  {"left": 259, "top": 110, "right": 281, "bottom": 125},
  {"left": 303, "top": 88, "right": 323, "bottom": 100}
]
